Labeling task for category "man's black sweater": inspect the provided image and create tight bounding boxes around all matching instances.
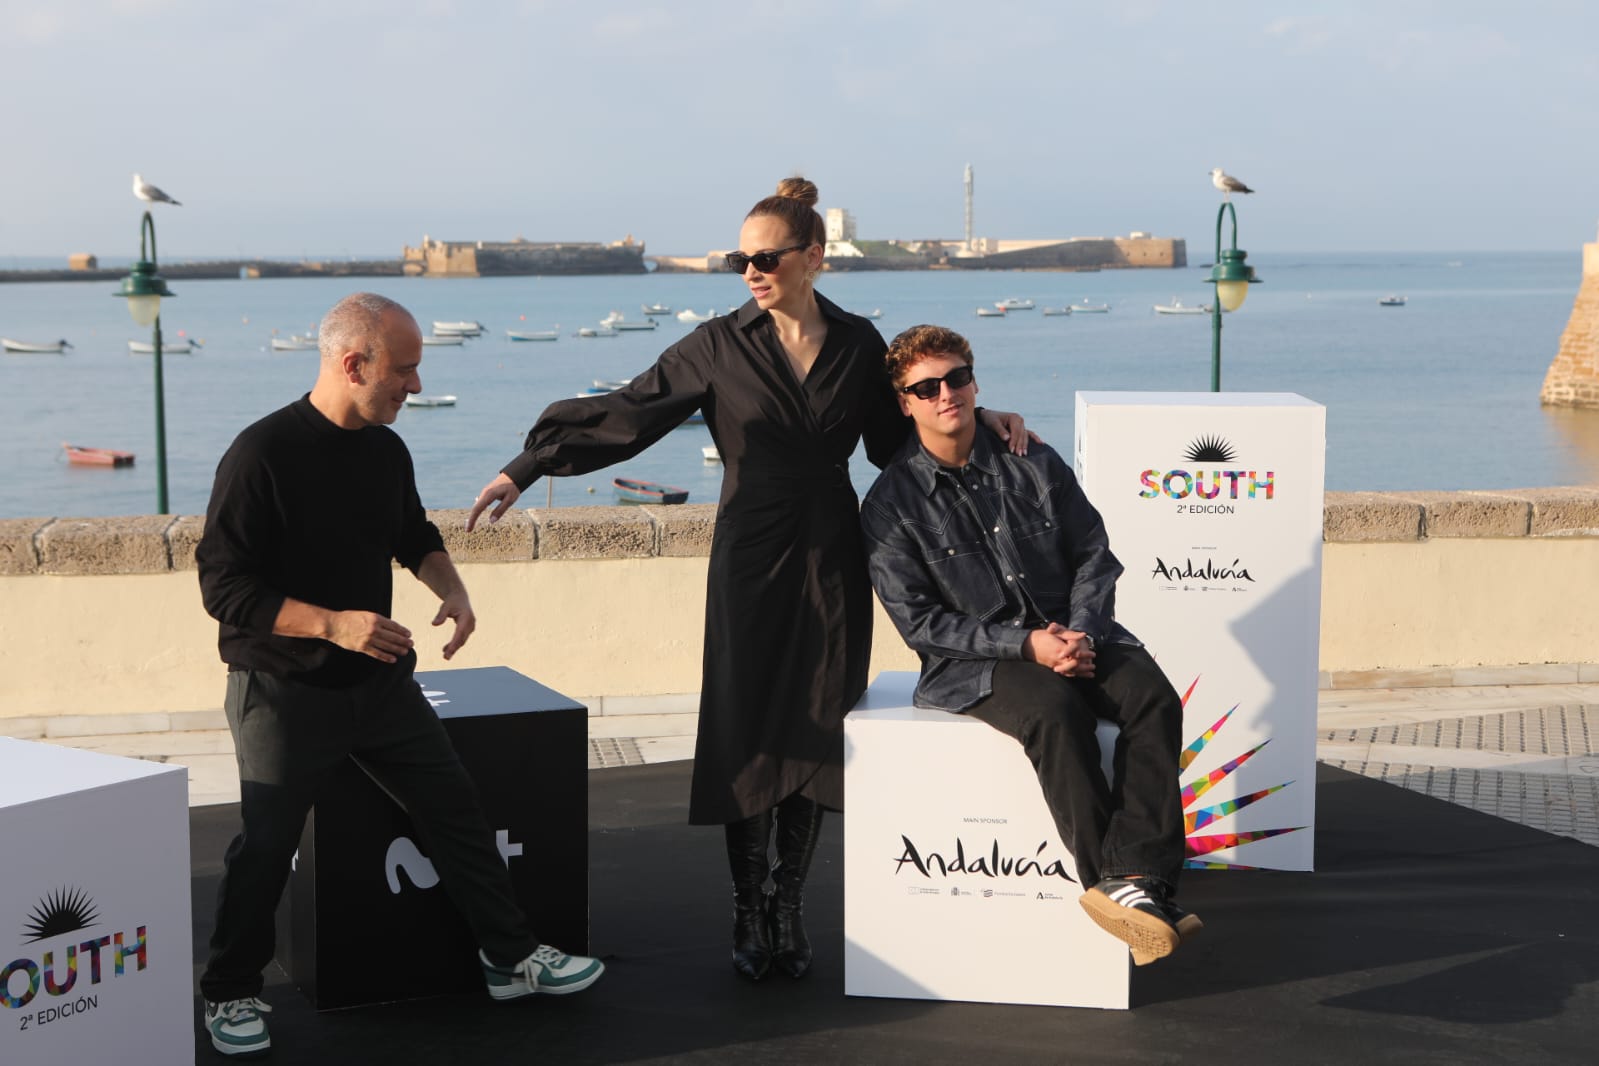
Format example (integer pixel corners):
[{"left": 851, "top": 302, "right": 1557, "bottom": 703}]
[{"left": 196, "top": 395, "right": 445, "bottom": 686}]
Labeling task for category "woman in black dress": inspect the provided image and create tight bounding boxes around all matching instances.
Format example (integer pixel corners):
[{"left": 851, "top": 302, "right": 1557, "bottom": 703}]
[{"left": 467, "top": 177, "right": 1029, "bottom": 981}]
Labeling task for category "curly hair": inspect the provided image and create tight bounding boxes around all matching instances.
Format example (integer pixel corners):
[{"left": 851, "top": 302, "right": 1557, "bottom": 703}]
[{"left": 884, "top": 324, "right": 974, "bottom": 386}]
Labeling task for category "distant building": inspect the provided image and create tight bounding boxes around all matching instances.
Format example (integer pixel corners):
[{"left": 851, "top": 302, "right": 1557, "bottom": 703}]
[
  {"left": 825, "top": 208, "right": 857, "bottom": 243},
  {"left": 68, "top": 253, "right": 98, "bottom": 271},
  {"left": 402, "top": 234, "right": 645, "bottom": 277}
]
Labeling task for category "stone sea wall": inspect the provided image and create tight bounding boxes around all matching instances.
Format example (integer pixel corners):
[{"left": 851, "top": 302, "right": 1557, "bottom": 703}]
[
  {"left": 5, "top": 489, "right": 1599, "bottom": 724},
  {"left": 1540, "top": 237, "right": 1599, "bottom": 407}
]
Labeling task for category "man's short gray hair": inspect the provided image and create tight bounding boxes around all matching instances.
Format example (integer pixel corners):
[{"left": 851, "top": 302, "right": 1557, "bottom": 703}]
[{"left": 318, "top": 292, "right": 411, "bottom": 361}]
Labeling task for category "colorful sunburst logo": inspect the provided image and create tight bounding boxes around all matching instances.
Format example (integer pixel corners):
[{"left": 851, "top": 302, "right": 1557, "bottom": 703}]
[
  {"left": 22, "top": 886, "right": 100, "bottom": 942},
  {"left": 1176, "top": 677, "right": 1304, "bottom": 869}
]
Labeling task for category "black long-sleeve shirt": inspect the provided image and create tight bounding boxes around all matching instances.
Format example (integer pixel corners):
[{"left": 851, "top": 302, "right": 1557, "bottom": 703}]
[{"left": 196, "top": 395, "right": 445, "bottom": 686}]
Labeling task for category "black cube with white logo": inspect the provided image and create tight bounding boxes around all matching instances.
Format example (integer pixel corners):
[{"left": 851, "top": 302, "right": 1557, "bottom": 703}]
[{"left": 274, "top": 666, "right": 588, "bottom": 1010}]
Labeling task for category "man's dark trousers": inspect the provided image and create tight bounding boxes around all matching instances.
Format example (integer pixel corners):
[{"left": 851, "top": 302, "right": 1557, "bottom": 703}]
[
  {"left": 962, "top": 643, "right": 1186, "bottom": 889},
  {"left": 199, "top": 655, "right": 536, "bottom": 1001}
]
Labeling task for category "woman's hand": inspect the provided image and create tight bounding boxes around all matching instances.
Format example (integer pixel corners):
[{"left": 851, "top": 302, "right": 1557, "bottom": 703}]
[
  {"left": 979, "top": 407, "right": 1042, "bottom": 456},
  {"left": 466, "top": 473, "right": 522, "bottom": 531}
]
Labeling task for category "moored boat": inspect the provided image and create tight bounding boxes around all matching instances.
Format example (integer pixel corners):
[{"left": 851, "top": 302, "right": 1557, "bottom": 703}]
[
  {"left": 269, "top": 337, "right": 318, "bottom": 351},
  {"left": 3, "top": 338, "right": 72, "bottom": 353},
  {"left": 613, "top": 477, "right": 689, "bottom": 505},
  {"left": 994, "top": 298, "right": 1034, "bottom": 311},
  {"left": 642, "top": 303, "right": 673, "bottom": 315},
  {"left": 129, "top": 339, "right": 199, "bottom": 354},
  {"left": 1041, "top": 307, "right": 1073, "bottom": 316},
  {"left": 702, "top": 445, "right": 722, "bottom": 463},
  {"left": 1154, "top": 298, "right": 1211, "bottom": 315},
  {"left": 404, "top": 395, "right": 457, "bottom": 408},
  {"left": 576, "top": 327, "right": 619, "bottom": 338},
  {"left": 676, "top": 309, "right": 718, "bottom": 323},
  {"left": 1378, "top": 295, "right": 1407, "bottom": 307},
  {"left": 421, "top": 335, "right": 465, "bottom": 346},
  {"left": 63, "top": 442, "right": 134, "bottom": 467},
  {"left": 1072, "top": 300, "right": 1110, "bottom": 313},
  {"left": 433, "top": 320, "right": 484, "bottom": 336},
  {"left": 507, "top": 328, "right": 561, "bottom": 341},
  {"left": 974, "top": 306, "right": 1006, "bottom": 318}
]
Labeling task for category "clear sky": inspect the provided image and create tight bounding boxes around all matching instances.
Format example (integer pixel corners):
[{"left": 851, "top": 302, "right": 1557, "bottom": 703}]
[{"left": 3, "top": 1, "right": 1596, "bottom": 260}]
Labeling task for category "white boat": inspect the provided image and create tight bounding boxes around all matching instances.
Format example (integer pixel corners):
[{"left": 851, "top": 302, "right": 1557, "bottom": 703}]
[
  {"left": 576, "top": 327, "right": 619, "bottom": 338},
  {"left": 642, "top": 303, "right": 673, "bottom": 316},
  {"left": 1072, "top": 301, "right": 1110, "bottom": 313},
  {"left": 861, "top": 309, "right": 883, "bottom": 319},
  {"left": 703, "top": 445, "right": 722, "bottom": 463},
  {"left": 974, "top": 307, "right": 1006, "bottom": 318},
  {"left": 1153, "top": 298, "right": 1211, "bottom": 315},
  {"left": 506, "top": 328, "right": 561, "bottom": 341},
  {"left": 404, "top": 394, "right": 457, "bottom": 408},
  {"left": 994, "top": 298, "right": 1035, "bottom": 311},
  {"left": 600, "top": 311, "right": 656, "bottom": 331},
  {"left": 432, "top": 320, "right": 484, "bottom": 336},
  {"left": 1379, "top": 295, "right": 1407, "bottom": 307},
  {"left": 269, "top": 337, "right": 318, "bottom": 351},
  {"left": 1041, "top": 307, "right": 1073, "bottom": 317},
  {"left": 129, "top": 339, "right": 199, "bottom": 354},
  {"left": 421, "top": 335, "right": 465, "bottom": 346},
  {"left": 676, "top": 309, "right": 718, "bottom": 323},
  {"left": 592, "top": 378, "right": 632, "bottom": 390},
  {"left": 2, "top": 338, "right": 71, "bottom": 353}
]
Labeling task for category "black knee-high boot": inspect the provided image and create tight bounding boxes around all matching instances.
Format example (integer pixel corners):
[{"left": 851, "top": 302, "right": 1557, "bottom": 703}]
[
  {"left": 725, "top": 810, "right": 773, "bottom": 981},
  {"left": 769, "top": 794, "right": 824, "bottom": 979}
]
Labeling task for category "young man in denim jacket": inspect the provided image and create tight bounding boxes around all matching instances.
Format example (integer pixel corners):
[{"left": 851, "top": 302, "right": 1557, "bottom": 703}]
[{"left": 859, "top": 325, "right": 1200, "bottom": 965}]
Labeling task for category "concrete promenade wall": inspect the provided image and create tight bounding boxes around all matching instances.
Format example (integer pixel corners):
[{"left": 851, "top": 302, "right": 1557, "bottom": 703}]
[{"left": 5, "top": 489, "right": 1599, "bottom": 727}]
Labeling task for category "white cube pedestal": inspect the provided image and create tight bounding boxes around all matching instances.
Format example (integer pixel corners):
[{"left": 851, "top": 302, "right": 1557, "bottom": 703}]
[
  {"left": 844, "top": 672, "right": 1128, "bottom": 1009},
  {"left": 0, "top": 738, "right": 193, "bottom": 1064}
]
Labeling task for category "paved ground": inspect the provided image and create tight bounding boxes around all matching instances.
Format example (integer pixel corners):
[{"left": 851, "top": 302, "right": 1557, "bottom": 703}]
[{"left": 43, "top": 681, "right": 1599, "bottom": 848}]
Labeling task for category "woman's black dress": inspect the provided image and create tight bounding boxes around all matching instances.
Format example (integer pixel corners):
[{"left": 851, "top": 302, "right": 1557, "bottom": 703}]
[{"left": 501, "top": 294, "right": 908, "bottom": 823}]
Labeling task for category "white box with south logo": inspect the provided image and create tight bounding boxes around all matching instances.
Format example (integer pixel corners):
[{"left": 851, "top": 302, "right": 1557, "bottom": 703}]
[
  {"left": 844, "top": 672, "right": 1129, "bottom": 1009},
  {"left": 1075, "top": 392, "right": 1325, "bottom": 872},
  {"left": 1, "top": 738, "right": 192, "bottom": 1064}
]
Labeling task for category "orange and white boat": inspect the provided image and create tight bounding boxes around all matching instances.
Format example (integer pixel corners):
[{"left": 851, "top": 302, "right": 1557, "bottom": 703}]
[{"left": 63, "top": 443, "right": 135, "bottom": 467}]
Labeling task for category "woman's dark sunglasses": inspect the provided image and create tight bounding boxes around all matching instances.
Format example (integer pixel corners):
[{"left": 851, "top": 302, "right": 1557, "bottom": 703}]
[
  {"left": 899, "top": 364, "right": 976, "bottom": 400},
  {"left": 724, "top": 243, "right": 809, "bottom": 274}
]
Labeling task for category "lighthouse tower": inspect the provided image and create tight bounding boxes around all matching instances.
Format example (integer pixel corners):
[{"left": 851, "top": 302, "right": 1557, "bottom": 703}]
[{"left": 964, "top": 164, "right": 975, "bottom": 253}]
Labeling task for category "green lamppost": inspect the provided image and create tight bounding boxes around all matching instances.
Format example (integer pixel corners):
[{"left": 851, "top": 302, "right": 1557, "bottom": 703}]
[
  {"left": 115, "top": 212, "right": 176, "bottom": 513},
  {"left": 1207, "top": 201, "right": 1261, "bottom": 391}
]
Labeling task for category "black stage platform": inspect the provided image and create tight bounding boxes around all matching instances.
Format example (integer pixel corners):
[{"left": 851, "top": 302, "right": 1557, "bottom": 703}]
[{"left": 189, "top": 763, "right": 1599, "bottom": 1064}]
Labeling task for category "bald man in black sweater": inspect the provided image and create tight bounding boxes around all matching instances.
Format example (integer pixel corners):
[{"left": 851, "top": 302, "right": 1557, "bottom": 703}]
[{"left": 195, "top": 294, "right": 602, "bottom": 1058}]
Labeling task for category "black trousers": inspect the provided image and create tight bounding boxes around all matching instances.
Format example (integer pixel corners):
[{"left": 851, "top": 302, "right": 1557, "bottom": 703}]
[
  {"left": 962, "top": 645, "right": 1185, "bottom": 889},
  {"left": 199, "top": 658, "right": 537, "bottom": 1002}
]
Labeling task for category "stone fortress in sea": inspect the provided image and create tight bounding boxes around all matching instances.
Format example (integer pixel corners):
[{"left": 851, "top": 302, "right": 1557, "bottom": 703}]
[
  {"left": 0, "top": 166, "right": 1183, "bottom": 283},
  {"left": 657, "top": 165, "right": 1185, "bottom": 274}
]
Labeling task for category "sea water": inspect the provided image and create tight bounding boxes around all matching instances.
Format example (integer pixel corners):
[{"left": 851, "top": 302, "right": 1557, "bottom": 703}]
[{"left": 0, "top": 250, "right": 1592, "bottom": 520}]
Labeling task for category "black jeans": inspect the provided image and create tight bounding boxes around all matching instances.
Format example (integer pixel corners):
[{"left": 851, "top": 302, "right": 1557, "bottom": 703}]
[
  {"left": 199, "top": 658, "right": 537, "bottom": 1002},
  {"left": 962, "top": 645, "right": 1185, "bottom": 889}
]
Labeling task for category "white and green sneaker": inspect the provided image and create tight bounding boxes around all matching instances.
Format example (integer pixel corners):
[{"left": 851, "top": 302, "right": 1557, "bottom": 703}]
[
  {"left": 204, "top": 997, "right": 272, "bottom": 1057},
  {"left": 481, "top": 945, "right": 604, "bottom": 1000}
]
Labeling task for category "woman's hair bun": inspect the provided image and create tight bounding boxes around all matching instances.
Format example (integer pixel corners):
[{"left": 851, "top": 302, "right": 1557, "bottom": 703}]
[{"left": 775, "top": 176, "right": 819, "bottom": 207}]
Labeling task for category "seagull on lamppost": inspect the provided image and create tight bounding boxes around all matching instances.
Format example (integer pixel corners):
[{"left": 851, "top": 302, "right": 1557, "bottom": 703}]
[
  {"left": 132, "top": 173, "right": 182, "bottom": 207},
  {"left": 1210, "top": 168, "right": 1254, "bottom": 200}
]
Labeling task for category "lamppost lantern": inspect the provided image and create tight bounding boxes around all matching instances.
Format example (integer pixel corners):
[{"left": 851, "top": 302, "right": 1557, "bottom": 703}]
[
  {"left": 1207, "top": 200, "right": 1262, "bottom": 391},
  {"left": 113, "top": 211, "right": 176, "bottom": 513},
  {"left": 1209, "top": 246, "right": 1257, "bottom": 312},
  {"left": 117, "top": 257, "right": 174, "bottom": 326}
]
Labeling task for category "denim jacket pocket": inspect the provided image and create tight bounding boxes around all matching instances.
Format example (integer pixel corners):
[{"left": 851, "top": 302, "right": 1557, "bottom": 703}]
[{"left": 924, "top": 539, "right": 1007, "bottom": 620}]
